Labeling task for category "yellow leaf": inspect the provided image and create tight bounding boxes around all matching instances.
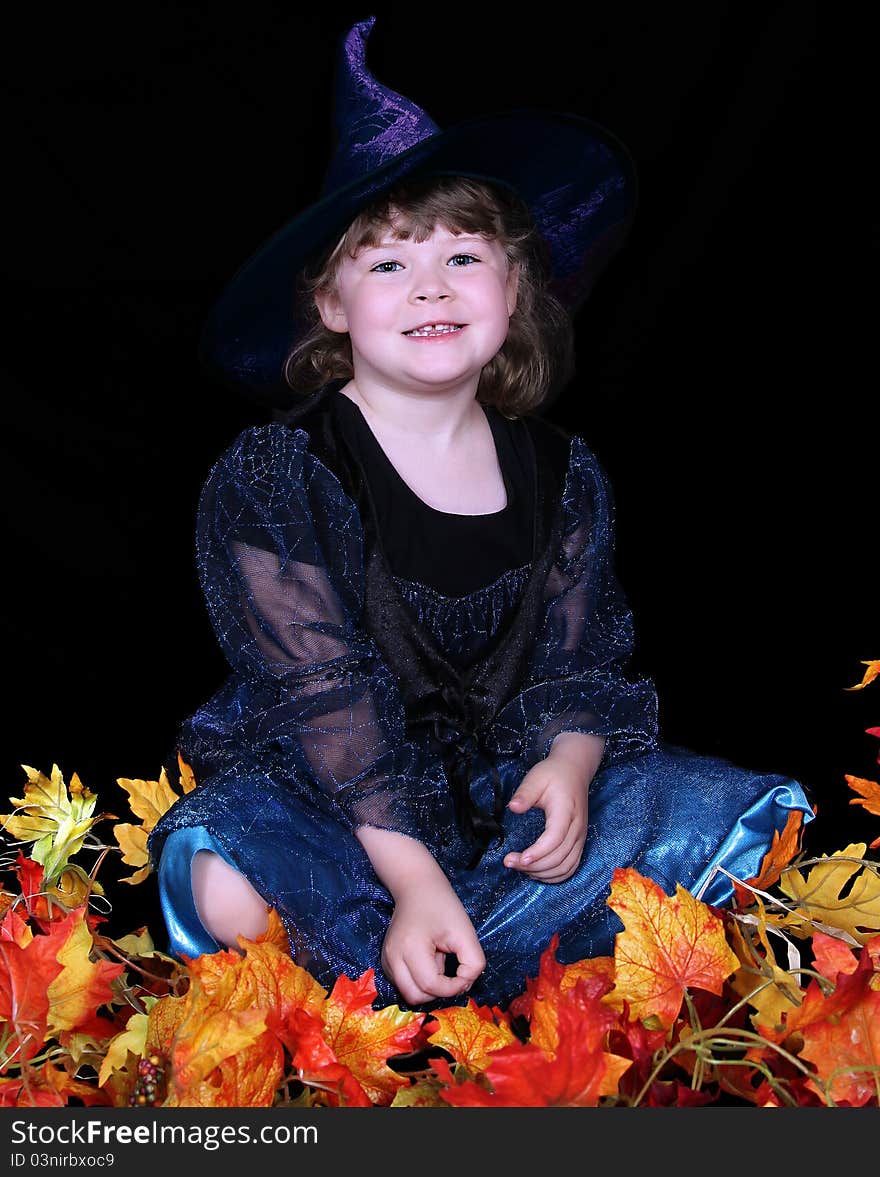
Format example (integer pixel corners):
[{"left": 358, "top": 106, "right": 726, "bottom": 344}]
[
  {"left": 777, "top": 843, "right": 880, "bottom": 945},
  {"left": 111, "top": 929, "right": 158, "bottom": 957},
  {"left": 177, "top": 754, "right": 198, "bottom": 795},
  {"left": 427, "top": 1001, "right": 516, "bottom": 1072},
  {"left": 727, "top": 911, "right": 803, "bottom": 1033},
  {"left": 99, "top": 1012, "right": 150, "bottom": 1087},
  {"left": 112, "top": 823, "right": 152, "bottom": 884},
  {"left": 115, "top": 769, "right": 183, "bottom": 832},
  {"left": 391, "top": 1079, "right": 449, "bottom": 1107},
  {"left": 1, "top": 766, "right": 106, "bottom": 883}
]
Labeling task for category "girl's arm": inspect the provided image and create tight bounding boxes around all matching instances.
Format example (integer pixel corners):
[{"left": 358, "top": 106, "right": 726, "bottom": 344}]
[{"left": 355, "top": 825, "right": 486, "bottom": 1005}]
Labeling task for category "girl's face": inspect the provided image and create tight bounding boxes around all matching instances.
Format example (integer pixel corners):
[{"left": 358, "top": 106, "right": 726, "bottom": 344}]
[{"left": 315, "top": 220, "right": 519, "bottom": 397}]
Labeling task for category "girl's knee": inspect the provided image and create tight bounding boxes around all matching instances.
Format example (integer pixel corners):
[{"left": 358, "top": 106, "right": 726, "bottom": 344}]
[{"left": 191, "top": 849, "right": 269, "bottom": 949}]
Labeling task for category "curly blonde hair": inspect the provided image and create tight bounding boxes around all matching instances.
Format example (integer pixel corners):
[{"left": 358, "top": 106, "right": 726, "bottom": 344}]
[{"left": 282, "top": 176, "right": 574, "bottom": 417}]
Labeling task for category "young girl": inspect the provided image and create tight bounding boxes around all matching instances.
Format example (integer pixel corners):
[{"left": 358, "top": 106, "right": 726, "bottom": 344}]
[{"left": 149, "top": 17, "right": 813, "bottom": 1010}]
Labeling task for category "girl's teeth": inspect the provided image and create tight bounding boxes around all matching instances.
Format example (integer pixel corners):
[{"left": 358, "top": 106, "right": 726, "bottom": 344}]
[{"left": 406, "top": 324, "right": 462, "bottom": 337}]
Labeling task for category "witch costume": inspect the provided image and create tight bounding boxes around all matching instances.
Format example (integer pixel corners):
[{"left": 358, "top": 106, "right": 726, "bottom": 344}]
[{"left": 149, "top": 17, "right": 813, "bottom": 1011}]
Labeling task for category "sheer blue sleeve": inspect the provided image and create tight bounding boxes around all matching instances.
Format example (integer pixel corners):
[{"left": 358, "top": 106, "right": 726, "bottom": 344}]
[
  {"left": 181, "top": 423, "right": 449, "bottom": 842},
  {"left": 492, "top": 435, "right": 659, "bottom": 768}
]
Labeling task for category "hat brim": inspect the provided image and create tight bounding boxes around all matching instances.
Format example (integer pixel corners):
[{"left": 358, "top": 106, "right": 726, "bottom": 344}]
[{"left": 199, "top": 108, "right": 638, "bottom": 402}]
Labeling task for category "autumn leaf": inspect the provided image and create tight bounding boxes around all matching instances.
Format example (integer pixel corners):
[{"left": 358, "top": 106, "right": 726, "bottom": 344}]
[
  {"left": 187, "top": 927, "right": 327, "bottom": 1057},
  {"left": 1, "top": 766, "right": 109, "bottom": 884},
  {"left": 317, "top": 970, "right": 425, "bottom": 1106},
  {"left": 606, "top": 867, "right": 740, "bottom": 1029},
  {"left": 390, "top": 1078, "right": 449, "bottom": 1107},
  {"left": 45, "top": 909, "right": 125, "bottom": 1037},
  {"left": 810, "top": 929, "right": 861, "bottom": 982},
  {"left": 439, "top": 978, "right": 626, "bottom": 1106},
  {"left": 733, "top": 808, "right": 807, "bottom": 906},
  {"left": 847, "top": 773, "right": 880, "bottom": 838},
  {"left": 112, "top": 825, "right": 151, "bottom": 886},
  {"left": 98, "top": 1012, "right": 149, "bottom": 1088},
  {"left": 844, "top": 660, "right": 880, "bottom": 691},
  {"left": 727, "top": 909, "right": 804, "bottom": 1034},
  {"left": 425, "top": 998, "right": 516, "bottom": 1072},
  {"left": 507, "top": 934, "right": 614, "bottom": 1056},
  {"left": 776, "top": 947, "right": 880, "bottom": 1105},
  {"left": 1, "top": 1062, "right": 112, "bottom": 1108},
  {"left": 164, "top": 971, "right": 273, "bottom": 1106},
  {"left": 0, "top": 909, "right": 67, "bottom": 1066},
  {"left": 113, "top": 761, "right": 196, "bottom": 884},
  {"left": 776, "top": 843, "right": 880, "bottom": 944},
  {"left": 290, "top": 1007, "right": 373, "bottom": 1107}
]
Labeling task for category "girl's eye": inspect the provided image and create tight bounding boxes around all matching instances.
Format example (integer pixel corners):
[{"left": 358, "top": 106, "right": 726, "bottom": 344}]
[
  {"left": 448, "top": 254, "right": 479, "bottom": 266},
  {"left": 370, "top": 261, "right": 403, "bottom": 273}
]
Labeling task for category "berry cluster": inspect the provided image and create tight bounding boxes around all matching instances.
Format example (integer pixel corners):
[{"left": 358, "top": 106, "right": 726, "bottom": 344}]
[{"left": 129, "top": 1054, "right": 166, "bottom": 1106}]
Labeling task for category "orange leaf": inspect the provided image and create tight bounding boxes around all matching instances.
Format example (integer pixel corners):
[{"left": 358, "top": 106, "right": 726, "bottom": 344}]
[
  {"left": 606, "top": 867, "right": 739, "bottom": 1029},
  {"left": 290, "top": 1007, "right": 373, "bottom": 1107},
  {"left": 811, "top": 929, "right": 861, "bottom": 982},
  {"left": 187, "top": 927, "right": 327, "bottom": 1058},
  {"left": 165, "top": 972, "right": 274, "bottom": 1106},
  {"left": 316, "top": 970, "right": 425, "bottom": 1106},
  {"left": 791, "top": 950, "right": 880, "bottom": 1106},
  {"left": 0, "top": 909, "right": 67, "bottom": 1065},
  {"left": 844, "top": 660, "right": 880, "bottom": 691},
  {"left": 847, "top": 775, "right": 880, "bottom": 818},
  {"left": 440, "top": 979, "right": 625, "bottom": 1106},
  {"left": 426, "top": 998, "right": 516, "bottom": 1072},
  {"left": 507, "top": 935, "right": 615, "bottom": 1056},
  {"left": 733, "top": 808, "right": 806, "bottom": 906}
]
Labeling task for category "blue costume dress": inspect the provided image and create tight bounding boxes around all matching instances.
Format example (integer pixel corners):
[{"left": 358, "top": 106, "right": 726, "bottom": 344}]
[{"left": 149, "top": 384, "right": 813, "bottom": 1011}]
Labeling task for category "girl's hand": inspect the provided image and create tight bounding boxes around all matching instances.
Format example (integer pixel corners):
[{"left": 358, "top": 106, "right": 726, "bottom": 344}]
[
  {"left": 503, "top": 733, "right": 603, "bottom": 882},
  {"left": 354, "top": 825, "right": 485, "bottom": 1006},
  {"left": 382, "top": 880, "right": 486, "bottom": 1006}
]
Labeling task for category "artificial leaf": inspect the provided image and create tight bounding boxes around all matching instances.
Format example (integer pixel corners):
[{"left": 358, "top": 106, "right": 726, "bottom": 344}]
[
  {"left": 319, "top": 970, "right": 425, "bottom": 1106},
  {"left": 98, "top": 1012, "right": 149, "bottom": 1087},
  {"left": 606, "top": 867, "right": 739, "bottom": 1029},
  {"left": 177, "top": 754, "right": 197, "bottom": 794},
  {"left": 1, "top": 766, "right": 107, "bottom": 883},
  {"left": 440, "top": 979, "right": 626, "bottom": 1106},
  {"left": 507, "top": 935, "right": 613, "bottom": 1055},
  {"left": 1, "top": 1062, "right": 112, "bottom": 1108},
  {"left": 115, "top": 768, "right": 187, "bottom": 831},
  {"left": 847, "top": 774, "right": 880, "bottom": 817},
  {"left": 390, "top": 1078, "right": 448, "bottom": 1106},
  {"left": 165, "top": 972, "right": 271, "bottom": 1104},
  {"left": 786, "top": 951, "right": 880, "bottom": 1106},
  {"left": 727, "top": 911, "right": 804, "bottom": 1033},
  {"left": 776, "top": 842, "right": 880, "bottom": 944},
  {"left": 45, "top": 909, "right": 125, "bottom": 1036},
  {"left": 426, "top": 999, "right": 516, "bottom": 1072},
  {"left": 291, "top": 1006, "right": 373, "bottom": 1107},
  {"left": 844, "top": 660, "right": 880, "bottom": 691},
  {"left": 0, "top": 911, "right": 67, "bottom": 1065},
  {"left": 733, "top": 809, "right": 807, "bottom": 906},
  {"left": 188, "top": 932, "right": 326, "bottom": 1058},
  {"left": 112, "top": 824, "right": 151, "bottom": 885},
  {"left": 811, "top": 929, "right": 860, "bottom": 982}
]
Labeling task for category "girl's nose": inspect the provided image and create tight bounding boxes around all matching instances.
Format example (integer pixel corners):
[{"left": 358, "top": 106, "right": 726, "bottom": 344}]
[{"left": 409, "top": 263, "right": 454, "bottom": 302}]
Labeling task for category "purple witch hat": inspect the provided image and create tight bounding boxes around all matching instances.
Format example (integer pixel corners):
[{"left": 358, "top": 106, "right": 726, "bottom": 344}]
[{"left": 200, "top": 15, "right": 638, "bottom": 405}]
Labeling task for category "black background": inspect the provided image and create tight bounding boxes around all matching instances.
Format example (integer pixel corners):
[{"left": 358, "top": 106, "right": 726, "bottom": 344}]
[{"left": 4, "top": 3, "right": 874, "bottom": 940}]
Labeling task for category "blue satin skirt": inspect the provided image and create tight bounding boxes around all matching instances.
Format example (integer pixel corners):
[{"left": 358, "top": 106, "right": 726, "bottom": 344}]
[{"left": 153, "top": 741, "right": 813, "bottom": 1011}]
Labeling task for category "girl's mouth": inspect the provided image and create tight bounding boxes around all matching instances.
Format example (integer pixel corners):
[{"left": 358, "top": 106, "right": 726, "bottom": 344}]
[{"left": 403, "top": 324, "right": 465, "bottom": 338}]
